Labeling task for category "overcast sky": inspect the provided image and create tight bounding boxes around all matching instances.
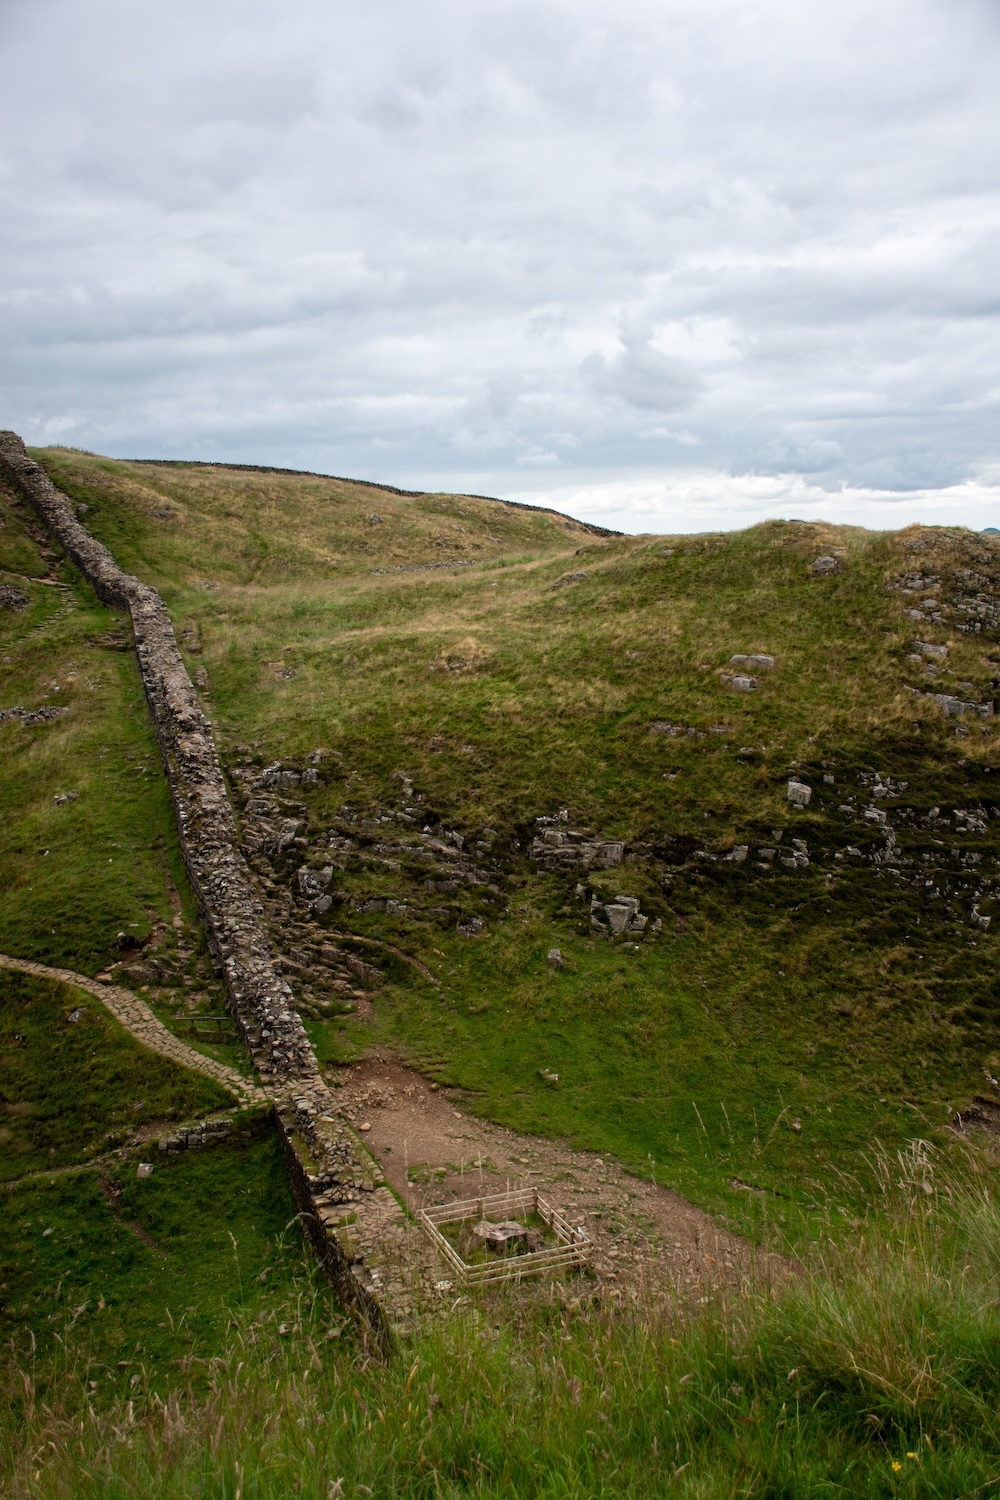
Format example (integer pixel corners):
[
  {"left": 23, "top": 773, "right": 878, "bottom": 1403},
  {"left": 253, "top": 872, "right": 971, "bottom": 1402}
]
[{"left": 2, "top": 0, "right": 999, "bottom": 533}]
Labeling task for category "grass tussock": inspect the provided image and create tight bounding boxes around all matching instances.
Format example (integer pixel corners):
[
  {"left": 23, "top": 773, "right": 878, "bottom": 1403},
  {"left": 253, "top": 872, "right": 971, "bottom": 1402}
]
[{"left": 4, "top": 1153, "right": 1000, "bottom": 1497}]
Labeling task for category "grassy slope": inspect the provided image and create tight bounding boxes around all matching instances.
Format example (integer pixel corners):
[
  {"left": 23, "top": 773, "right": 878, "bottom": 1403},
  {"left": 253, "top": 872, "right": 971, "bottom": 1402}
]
[
  {"left": 0, "top": 971, "right": 230, "bottom": 1179},
  {"left": 6, "top": 1164, "right": 1000, "bottom": 1498},
  {"left": 20, "top": 449, "right": 1000, "bottom": 1244},
  {"left": 0, "top": 1124, "right": 321, "bottom": 1394},
  {"left": 1, "top": 475, "right": 318, "bottom": 1399}
]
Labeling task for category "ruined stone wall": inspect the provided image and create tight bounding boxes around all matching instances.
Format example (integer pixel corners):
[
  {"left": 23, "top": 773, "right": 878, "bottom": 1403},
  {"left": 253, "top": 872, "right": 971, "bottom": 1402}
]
[{"left": 0, "top": 431, "right": 403, "bottom": 1338}]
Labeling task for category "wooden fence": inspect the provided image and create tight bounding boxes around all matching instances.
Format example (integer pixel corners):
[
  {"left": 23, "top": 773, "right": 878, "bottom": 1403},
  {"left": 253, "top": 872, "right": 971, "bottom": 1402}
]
[{"left": 418, "top": 1186, "right": 590, "bottom": 1285}]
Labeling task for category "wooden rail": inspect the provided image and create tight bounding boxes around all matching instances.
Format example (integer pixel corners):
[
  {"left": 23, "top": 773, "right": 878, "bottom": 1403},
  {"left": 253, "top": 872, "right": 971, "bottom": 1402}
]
[{"left": 418, "top": 1187, "right": 590, "bottom": 1285}]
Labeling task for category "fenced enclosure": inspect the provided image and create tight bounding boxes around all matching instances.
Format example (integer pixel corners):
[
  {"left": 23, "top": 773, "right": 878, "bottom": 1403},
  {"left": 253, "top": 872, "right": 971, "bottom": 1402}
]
[{"left": 418, "top": 1186, "right": 590, "bottom": 1285}]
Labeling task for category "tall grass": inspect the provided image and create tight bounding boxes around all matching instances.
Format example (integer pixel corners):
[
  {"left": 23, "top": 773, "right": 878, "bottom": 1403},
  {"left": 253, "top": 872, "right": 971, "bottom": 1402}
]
[{"left": 5, "top": 1149, "right": 1000, "bottom": 1498}]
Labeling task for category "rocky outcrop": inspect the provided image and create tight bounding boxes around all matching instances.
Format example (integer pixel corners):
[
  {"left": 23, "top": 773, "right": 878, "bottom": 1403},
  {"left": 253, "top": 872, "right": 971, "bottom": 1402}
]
[{"left": 0, "top": 431, "right": 411, "bottom": 1342}]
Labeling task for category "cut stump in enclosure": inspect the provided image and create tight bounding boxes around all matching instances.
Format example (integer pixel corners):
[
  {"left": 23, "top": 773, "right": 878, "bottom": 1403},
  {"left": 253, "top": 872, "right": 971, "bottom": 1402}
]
[{"left": 419, "top": 1186, "right": 590, "bottom": 1285}]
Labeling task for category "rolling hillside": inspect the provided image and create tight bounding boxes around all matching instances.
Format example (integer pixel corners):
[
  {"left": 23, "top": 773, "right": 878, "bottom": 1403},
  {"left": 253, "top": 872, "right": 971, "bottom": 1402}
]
[{"left": 5, "top": 447, "right": 1000, "bottom": 1239}]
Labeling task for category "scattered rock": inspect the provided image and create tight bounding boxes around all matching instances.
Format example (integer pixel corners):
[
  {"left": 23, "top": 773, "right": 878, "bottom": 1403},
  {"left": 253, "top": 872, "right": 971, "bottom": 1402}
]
[
  {"left": 927, "top": 692, "right": 993, "bottom": 719},
  {"left": 550, "top": 570, "right": 589, "bottom": 590},
  {"left": 0, "top": 584, "right": 30, "bottom": 612},
  {"left": 297, "top": 865, "right": 334, "bottom": 897},
  {"left": 913, "top": 640, "right": 948, "bottom": 659},
  {"left": 367, "top": 512, "right": 384, "bottom": 525},
  {"left": 136, "top": 1163, "right": 153, "bottom": 1179},
  {"left": 547, "top": 947, "right": 564, "bottom": 968},
  {"left": 809, "top": 556, "right": 839, "bottom": 574},
  {"left": 0, "top": 705, "right": 69, "bottom": 726},
  {"left": 725, "top": 845, "right": 749, "bottom": 864},
  {"left": 590, "top": 894, "right": 649, "bottom": 938},
  {"left": 729, "top": 653, "right": 775, "bottom": 669},
  {"left": 457, "top": 917, "right": 484, "bottom": 937},
  {"left": 730, "top": 675, "right": 757, "bottom": 693},
  {"left": 786, "top": 780, "right": 812, "bottom": 807},
  {"left": 53, "top": 790, "right": 78, "bottom": 805}
]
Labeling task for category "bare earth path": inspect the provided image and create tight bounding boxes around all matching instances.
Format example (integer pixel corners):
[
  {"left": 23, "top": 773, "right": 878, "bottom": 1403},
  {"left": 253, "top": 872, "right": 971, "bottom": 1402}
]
[
  {"left": 334, "top": 1056, "right": 793, "bottom": 1302},
  {"left": 0, "top": 953, "right": 269, "bottom": 1107}
]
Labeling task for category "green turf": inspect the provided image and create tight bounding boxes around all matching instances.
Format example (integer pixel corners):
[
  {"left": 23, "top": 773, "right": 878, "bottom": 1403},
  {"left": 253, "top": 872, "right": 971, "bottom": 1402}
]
[
  {"left": 0, "top": 971, "right": 231, "bottom": 1180},
  {"left": 0, "top": 1122, "right": 325, "bottom": 1400}
]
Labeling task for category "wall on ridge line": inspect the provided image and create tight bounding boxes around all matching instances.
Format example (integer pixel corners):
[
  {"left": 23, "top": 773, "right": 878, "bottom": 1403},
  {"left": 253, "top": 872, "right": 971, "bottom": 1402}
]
[{"left": 0, "top": 431, "right": 391, "bottom": 1343}]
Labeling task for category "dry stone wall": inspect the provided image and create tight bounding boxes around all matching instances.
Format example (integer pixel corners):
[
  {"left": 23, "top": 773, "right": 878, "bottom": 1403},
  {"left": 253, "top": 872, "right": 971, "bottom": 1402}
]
[{"left": 0, "top": 431, "right": 425, "bottom": 1342}]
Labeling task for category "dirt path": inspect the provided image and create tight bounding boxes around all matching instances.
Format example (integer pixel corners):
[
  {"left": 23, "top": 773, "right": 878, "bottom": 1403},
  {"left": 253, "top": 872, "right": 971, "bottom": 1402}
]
[
  {"left": 333, "top": 1056, "right": 791, "bottom": 1301},
  {"left": 0, "top": 953, "right": 268, "bottom": 1107}
]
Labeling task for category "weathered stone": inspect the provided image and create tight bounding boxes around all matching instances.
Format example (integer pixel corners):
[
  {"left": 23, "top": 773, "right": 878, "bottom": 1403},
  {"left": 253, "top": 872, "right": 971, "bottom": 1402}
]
[
  {"left": 729, "top": 654, "right": 775, "bottom": 669},
  {"left": 605, "top": 904, "right": 632, "bottom": 935},
  {"left": 786, "top": 780, "right": 812, "bottom": 807},
  {"left": 547, "top": 947, "right": 564, "bottom": 967},
  {"left": 730, "top": 675, "right": 757, "bottom": 693},
  {"left": 0, "top": 431, "right": 399, "bottom": 1344},
  {"left": 137, "top": 1162, "right": 153, "bottom": 1178},
  {"left": 0, "top": 584, "right": 30, "bottom": 612},
  {"left": 472, "top": 1220, "right": 532, "bottom": 1249},
  {"left": 809, "top": 555, "right": 839, "bottom": 574}
]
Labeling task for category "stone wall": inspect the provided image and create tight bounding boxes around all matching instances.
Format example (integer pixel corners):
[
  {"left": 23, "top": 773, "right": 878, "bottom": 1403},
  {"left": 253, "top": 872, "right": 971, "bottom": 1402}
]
[{"left": 0, "top": 431, "right": 411, "bottom": 1342}]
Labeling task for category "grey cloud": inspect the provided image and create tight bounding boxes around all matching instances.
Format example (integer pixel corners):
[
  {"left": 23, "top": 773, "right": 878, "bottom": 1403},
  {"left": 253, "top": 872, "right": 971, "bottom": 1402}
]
[
  {"left": 581, "top": 334, "right": 703, "bottom": 413},
  {"left": 0, "top": 0, "right": 998, "bottom": 520}
]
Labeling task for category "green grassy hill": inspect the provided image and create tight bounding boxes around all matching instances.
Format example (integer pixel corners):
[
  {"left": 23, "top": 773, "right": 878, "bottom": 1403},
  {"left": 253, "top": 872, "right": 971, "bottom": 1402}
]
[
  {"left": 6, "top": 447, "right": 1000, "bottom": 1494},
  {"left": 3, "top": 447, "right": 998, "bottom": 1240}
]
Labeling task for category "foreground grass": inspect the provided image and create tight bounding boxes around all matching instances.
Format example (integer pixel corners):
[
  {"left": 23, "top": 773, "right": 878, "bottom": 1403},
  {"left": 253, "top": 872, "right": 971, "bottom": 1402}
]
[
  {"left": 3, "top": 1150, "right": 1000, "bottom": 1497},
  {"left": 0, "top": 1123, "right": 314, "bottom": 1386}
]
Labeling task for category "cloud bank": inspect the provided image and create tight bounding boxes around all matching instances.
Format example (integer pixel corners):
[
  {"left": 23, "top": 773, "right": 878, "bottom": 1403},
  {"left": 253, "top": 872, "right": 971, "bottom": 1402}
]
[{"left": 1, "top": 0, "right": 998, "bottom": 532}]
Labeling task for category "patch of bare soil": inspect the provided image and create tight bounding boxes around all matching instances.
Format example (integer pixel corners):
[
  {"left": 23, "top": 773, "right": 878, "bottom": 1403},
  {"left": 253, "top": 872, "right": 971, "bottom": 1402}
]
[{"left": 330, "top": 1055, "right": 792, "bottom": 1301}]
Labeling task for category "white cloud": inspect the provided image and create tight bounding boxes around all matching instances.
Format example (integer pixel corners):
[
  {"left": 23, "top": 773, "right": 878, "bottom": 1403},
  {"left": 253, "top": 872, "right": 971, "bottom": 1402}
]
[{"left": 0, "top": 0, "right": 998, "bottom": 531}]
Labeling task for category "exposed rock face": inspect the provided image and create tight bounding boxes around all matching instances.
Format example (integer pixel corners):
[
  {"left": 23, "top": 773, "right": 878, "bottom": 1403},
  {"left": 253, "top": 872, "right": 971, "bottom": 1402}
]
[
  {"left": 0, "top": 583, "right": 30, "bottom": 611},
  {"left": 590, "top": 893, "right": 659, "bottom": 939},
  {"left": 0, "top": 430, "right": 403, "bottom": 1342},
  {"left": 529, "top": 819, "right": 624, "bottom": 870}
]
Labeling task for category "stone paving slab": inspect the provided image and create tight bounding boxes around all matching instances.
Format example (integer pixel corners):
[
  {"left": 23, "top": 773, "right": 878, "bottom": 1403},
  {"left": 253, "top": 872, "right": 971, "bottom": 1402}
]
[{"left": 0, "top": 952, "right": 269, "bottom": 1106}]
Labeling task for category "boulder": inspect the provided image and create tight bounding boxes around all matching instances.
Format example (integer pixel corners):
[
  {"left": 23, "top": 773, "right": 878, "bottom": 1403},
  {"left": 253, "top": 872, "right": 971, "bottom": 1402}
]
[
  {"left": 472, "top": 1220, "right": 533, "bottom": 1250},
  {"left": 786, "top": 780, "right": 812, "bottom": 807},
  {"left": 809, "top": 556, "right": 839, "bottom": 574},
  {"left": 547, "top": 947, "right": 564, "bottom": 968},
  {"left": 730, "top": 654, "right": 775, "bottom": 669},
  {"left": 730, "top": 675, "right": 757, "bottom": 693},
  {"left": 593, "top": 840, "right": 625, "bottom": 868}
]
